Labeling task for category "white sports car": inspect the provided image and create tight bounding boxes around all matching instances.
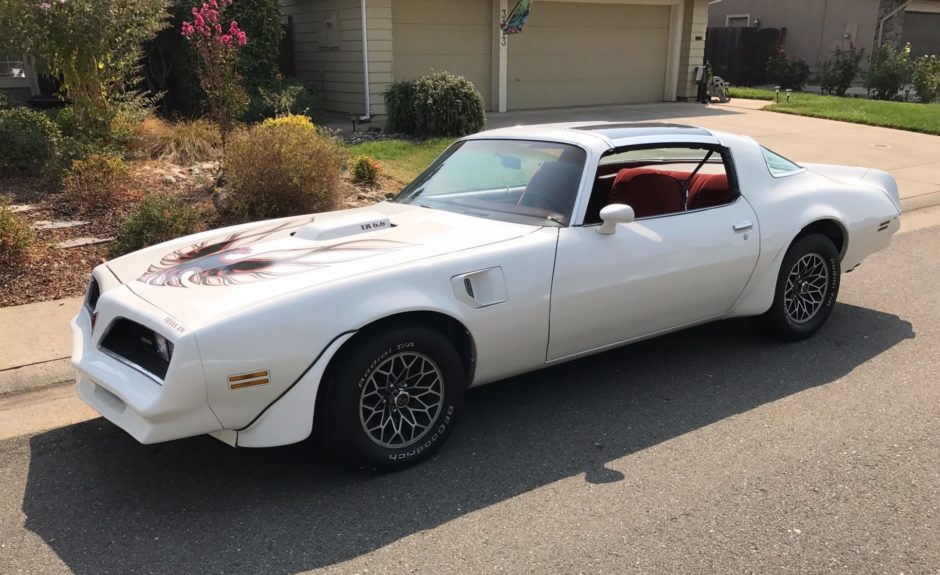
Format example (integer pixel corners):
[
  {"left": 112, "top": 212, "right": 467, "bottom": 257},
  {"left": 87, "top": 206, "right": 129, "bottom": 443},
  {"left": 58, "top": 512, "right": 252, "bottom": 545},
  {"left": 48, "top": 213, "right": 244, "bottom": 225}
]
[{"left": 72, "top": 122, "right": 901, "bottom": 470}]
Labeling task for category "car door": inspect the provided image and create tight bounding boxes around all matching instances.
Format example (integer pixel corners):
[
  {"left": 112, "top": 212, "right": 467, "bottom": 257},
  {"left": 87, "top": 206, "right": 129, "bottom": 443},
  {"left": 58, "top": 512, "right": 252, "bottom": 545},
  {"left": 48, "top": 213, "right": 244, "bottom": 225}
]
[{"left": 547, "top": 197, "right": 760, "bottom": 361}]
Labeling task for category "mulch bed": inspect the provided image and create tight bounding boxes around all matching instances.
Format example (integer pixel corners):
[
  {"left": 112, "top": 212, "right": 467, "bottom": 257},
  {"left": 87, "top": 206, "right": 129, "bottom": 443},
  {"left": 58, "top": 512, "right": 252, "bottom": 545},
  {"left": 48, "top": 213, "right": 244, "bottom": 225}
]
[{"left": 0, "top": 160, "right": 390, "bottom": 308}]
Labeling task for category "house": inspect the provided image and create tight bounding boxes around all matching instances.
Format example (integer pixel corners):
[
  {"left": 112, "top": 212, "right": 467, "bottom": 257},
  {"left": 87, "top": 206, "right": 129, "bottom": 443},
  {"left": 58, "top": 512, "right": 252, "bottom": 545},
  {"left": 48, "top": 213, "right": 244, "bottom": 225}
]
[
  {"left": 280, "top": 0, "right": 712, "bottom": 119},
  {"left": 708, "top": 0, "right": 940, "bottom": 67},
  {"left": 0, "top": 55, "right": 39, "bottom": 103}
]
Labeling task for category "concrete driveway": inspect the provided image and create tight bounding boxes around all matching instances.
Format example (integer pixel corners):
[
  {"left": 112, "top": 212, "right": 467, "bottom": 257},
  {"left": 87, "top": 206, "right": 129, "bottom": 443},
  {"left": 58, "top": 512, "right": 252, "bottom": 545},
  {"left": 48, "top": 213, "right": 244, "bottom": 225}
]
[{"left": 485, "top": 100, "right": 940, "bottom": 212}]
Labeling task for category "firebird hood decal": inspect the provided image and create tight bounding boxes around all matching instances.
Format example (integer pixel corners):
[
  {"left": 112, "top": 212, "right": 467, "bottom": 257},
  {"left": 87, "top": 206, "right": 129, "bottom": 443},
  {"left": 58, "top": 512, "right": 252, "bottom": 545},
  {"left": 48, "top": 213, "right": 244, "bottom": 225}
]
[
  {"left": 141, "top": 227, "right": 410, "bottom": 288},
  {"left": 108, "top": 203, "right": 541, "bottom": 328}
]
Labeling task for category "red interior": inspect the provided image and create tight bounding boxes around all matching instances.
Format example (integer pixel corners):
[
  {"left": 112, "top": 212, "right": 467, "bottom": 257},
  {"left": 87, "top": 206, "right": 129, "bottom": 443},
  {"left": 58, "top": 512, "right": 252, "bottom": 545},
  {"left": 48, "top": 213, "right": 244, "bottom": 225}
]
[{"left": 605, "top": 167, "right": 732, "bottom": 218}]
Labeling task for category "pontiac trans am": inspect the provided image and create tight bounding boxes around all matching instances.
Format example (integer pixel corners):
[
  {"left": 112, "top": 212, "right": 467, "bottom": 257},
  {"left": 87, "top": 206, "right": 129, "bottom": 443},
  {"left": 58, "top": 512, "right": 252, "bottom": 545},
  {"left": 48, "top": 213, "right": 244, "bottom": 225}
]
[{"left": 72, "top": 122, "right": 901, "bottom": 470}]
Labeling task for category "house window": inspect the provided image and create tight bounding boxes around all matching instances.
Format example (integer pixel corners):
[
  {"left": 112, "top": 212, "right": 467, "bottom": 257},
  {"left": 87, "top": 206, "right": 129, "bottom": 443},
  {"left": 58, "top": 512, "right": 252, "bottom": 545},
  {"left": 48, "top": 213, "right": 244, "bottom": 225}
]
[
  {"left": 725, "top": 14, "right": 751, "bottom": 28},
  {"left": 0, "top": 55, "right": 29, "bottom": 78}
]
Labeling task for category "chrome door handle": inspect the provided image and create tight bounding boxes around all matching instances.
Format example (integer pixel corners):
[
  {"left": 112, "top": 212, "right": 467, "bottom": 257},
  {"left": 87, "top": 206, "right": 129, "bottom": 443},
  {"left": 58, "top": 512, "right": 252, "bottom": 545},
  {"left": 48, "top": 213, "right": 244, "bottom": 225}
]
[{"left": 733, "top": 221, "right": 753, "bottom": 232}]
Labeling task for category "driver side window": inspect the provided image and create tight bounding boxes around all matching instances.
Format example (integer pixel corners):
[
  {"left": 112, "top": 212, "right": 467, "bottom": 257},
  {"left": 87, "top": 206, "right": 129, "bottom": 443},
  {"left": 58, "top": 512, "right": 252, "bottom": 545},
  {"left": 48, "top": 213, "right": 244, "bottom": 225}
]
[{"left": 583, "top": 145, "right": 738, "bottom": 224}]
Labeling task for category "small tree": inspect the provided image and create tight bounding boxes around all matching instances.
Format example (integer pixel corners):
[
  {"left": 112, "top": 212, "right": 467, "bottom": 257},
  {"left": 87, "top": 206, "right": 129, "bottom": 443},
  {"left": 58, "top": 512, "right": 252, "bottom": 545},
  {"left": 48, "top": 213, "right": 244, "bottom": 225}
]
[
  {"left": 0, "top": 0, "right": 169, "bottom": 130},
  {"left": 181, "top": 0, "right": 249, "bottom": 148}
]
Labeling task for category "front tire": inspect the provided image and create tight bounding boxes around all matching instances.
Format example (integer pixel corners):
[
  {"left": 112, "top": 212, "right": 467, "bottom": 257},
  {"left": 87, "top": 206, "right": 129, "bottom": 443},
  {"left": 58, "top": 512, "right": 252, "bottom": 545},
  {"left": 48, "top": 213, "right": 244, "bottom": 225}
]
[
  {"left": 752, "top": 234, "right": 841, "bottom": 341},
  {"left": 321, "top": 326, "right": 465, "bottom": 471}
]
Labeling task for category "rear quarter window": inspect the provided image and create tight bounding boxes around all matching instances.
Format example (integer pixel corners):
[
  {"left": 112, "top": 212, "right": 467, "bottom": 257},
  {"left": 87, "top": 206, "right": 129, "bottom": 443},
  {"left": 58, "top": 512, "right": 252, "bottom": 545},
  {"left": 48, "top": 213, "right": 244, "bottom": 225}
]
[{"left": 761, "top": 147, "right": 803, "bottom": 177}]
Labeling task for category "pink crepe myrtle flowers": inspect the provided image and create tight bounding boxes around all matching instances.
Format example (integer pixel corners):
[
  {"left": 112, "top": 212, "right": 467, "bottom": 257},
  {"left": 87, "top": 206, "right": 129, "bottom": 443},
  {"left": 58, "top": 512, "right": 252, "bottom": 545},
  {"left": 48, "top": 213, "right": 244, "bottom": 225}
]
[{"left": 181, "top": 0, "right": 246, "bottom": 47}]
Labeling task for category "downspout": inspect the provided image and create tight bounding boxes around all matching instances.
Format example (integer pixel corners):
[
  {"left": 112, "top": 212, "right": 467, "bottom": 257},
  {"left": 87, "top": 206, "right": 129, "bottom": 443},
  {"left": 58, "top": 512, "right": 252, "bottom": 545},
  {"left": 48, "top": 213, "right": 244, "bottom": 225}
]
[
  {"left": 878, "top": 1, "right": 909, "bottom": 46},
  {"left": 360, "top": 0, "right": 371, "bottom": 120}
]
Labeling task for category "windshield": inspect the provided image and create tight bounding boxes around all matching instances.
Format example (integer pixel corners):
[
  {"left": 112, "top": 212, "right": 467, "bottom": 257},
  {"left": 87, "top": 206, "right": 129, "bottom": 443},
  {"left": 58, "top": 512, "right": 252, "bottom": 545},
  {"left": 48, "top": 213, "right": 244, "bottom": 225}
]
[{"left": 395, "top": 139, "right": 587, "bottom": 226}]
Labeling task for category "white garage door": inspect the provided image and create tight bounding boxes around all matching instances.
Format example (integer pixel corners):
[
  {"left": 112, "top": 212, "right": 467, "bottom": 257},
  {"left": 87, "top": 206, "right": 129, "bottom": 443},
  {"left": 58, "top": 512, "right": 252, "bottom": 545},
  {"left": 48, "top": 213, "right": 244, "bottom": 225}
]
[
  {"left": 508, "top": 2, "right": 671, "bottom": 109},
  {"left": 392, "top": 0, "right": 493, "bottom": 109}
]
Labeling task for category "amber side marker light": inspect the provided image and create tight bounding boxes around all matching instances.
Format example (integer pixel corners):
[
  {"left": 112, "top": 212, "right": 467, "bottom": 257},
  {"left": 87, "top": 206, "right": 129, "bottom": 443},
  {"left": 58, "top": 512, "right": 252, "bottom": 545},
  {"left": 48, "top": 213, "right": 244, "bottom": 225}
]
[{"left": 228, "top": 370, "right": 271, "bottom": 389}]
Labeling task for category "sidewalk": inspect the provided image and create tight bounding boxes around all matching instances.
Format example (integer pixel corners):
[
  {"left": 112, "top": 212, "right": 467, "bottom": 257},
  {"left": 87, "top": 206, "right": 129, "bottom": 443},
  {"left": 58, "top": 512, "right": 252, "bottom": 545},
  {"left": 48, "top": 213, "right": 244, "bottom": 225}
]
[{"left": 0, "top": 297, "right": 81, "bottom": 396}]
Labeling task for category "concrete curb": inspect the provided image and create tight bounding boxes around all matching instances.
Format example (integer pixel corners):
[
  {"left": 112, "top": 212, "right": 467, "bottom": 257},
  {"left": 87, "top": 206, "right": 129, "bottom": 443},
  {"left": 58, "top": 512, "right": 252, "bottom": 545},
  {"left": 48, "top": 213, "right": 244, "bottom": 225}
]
[{"left": 0, "top": 358, "right": 73, "bottom": 397}]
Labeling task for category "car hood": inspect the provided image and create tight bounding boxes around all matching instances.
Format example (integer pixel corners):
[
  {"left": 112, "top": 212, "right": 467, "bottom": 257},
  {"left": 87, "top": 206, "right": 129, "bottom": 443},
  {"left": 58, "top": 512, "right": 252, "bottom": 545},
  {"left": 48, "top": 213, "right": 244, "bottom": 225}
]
[{"left": 107, "top": 202, "right": 539, "bottom": 329}]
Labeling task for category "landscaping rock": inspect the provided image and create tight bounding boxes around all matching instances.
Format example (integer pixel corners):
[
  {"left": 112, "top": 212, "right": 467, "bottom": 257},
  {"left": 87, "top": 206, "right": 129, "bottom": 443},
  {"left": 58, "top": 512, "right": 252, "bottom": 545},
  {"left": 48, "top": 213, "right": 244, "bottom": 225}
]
[
  {"left": 31, "top": 220, "right": 89, "bottom": 230},
  {"left": 54, "top": 237, "right": 115, "bottom": 249},
  {"left": 10, "top": 204, "right": 36, "bottom": 213}
]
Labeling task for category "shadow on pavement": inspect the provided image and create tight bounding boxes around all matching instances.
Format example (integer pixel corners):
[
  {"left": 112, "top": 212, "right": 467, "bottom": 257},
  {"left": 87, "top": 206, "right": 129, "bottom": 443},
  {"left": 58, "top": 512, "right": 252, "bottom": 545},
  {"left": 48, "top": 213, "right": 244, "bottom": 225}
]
[{"left": 20, "top": 303, "right": 912, "bottom": 574}]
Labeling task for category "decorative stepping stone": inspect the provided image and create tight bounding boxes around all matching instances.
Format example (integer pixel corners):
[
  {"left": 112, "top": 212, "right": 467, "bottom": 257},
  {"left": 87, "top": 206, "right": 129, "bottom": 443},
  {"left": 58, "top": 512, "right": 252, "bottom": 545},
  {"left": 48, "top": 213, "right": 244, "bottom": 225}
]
[
  {"left": 31, "top": 220, "right": 89, "bottom": 230},
  {"left": 10, "top": 204, "right": 35, "bottom": 213},
  {"left": 54, "top": 237, "right": 115, "bottom": 249}
]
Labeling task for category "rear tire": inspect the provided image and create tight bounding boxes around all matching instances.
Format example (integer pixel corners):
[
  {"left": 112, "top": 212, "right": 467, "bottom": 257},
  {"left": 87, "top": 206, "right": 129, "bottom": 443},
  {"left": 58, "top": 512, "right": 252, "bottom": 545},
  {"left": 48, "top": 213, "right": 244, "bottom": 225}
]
[
  {"left": 751, "top": 234, "right": 841, "bottom": 341},
  {"left": 321, "top": 326, "right": 465, "bottom": 471}
]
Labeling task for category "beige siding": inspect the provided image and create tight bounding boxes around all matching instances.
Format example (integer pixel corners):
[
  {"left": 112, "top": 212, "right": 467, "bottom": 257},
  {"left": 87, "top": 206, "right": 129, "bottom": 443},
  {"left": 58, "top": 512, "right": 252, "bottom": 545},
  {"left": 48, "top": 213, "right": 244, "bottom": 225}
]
[
  {"left": 676, "top": 0, "right": 708, "bottom": 101},
  {"left": 282, "top": 0, "right": 390, "bottom": 116},
  {"left": 391, "top": 0, "right": 493, "bottom": 109},
  {"left": 507, "top": 2, "right": 671, "bottom": 109}
]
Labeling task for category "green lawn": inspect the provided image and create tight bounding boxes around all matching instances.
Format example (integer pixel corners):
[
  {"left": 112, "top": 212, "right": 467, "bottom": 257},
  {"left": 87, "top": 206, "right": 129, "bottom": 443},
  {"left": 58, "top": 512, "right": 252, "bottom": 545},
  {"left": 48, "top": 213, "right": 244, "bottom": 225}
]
[
  {"left": 727, "top": 87, "right": 777, "bottom": 101},
  {"left": 347, "top": 137, "right": 453, "bottom": 185},
  {"left": 727, "top": 87, "right": 940, "bottom": 135}
]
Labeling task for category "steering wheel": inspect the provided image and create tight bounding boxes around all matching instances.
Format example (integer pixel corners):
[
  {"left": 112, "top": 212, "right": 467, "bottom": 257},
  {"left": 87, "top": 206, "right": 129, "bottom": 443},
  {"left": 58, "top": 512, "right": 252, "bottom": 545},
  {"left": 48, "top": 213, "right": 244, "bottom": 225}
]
[{"left": 517, "top": 189, "right": 565, "bottom": 213}]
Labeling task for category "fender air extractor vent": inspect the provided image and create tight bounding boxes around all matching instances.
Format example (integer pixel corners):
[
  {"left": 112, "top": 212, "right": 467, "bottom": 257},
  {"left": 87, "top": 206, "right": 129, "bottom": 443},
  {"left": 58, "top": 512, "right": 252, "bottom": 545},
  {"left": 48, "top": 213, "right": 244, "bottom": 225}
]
[{"left": 452, "top": 267, "right": 508, "bottom": 309}]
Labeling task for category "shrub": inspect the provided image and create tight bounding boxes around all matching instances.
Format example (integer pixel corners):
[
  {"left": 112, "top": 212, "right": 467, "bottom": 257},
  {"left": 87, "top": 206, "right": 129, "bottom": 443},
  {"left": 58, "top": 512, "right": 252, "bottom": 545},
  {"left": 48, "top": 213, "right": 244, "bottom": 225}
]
[
  {"left": 229, "top": 0, "right": 283, "bottom": 96},
  {"left": 819, "top": 45, "right": 865, "bottom": 96},
  {"left": 261, "top": 113, "right": 315, "bottom": 131},
  {"left": 384, "top": 72, "right": 486, "bottom": 137},
  {"left": 0, "top": 0, "right": 169, "bottom": 130},
  {"left": 351, "top": 155, "right": 382, "bottom": 186},
  {"left": 254, "top": 79, "right": 321, "bottom": 120},
  {"left": 0, "top": 196, "right": 34, "bottom": 269},
  {"left": 225, "top": 121, "right": 343, "bottom": 220},
  {"left": 0, "top": 107, "right": 62, "bottom": 176},
  {"left": 0, "top": 93, "right": 11, "bottom": 110},
  {"left": 108, "top": 92, "right": 159, "bottom": 147},
  {"left": 62, "top": 154, "right": 130, "bottom": 212},
  {"left": 130, "top": 116, "right": 221, "bottom": 164},
  {"left": 384, "top": 79, "right": 418, "bottom": 134},
  {"left": 866, "top": 43, "right": 912, "bottom": 100},
  {"left": 766, "top": 46, "right": 810, "bottom": 90},
  {"left": 111, "top": 193, "right": 201, "bottom": 257},
  {"left": 911, "top": 55, "right": 940, "bottom": 103}
]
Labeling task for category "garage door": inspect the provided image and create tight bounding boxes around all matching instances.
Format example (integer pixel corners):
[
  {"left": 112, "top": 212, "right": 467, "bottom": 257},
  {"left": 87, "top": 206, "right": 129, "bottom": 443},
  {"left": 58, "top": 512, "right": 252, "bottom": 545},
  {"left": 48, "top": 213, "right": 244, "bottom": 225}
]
[
  {"left": 392, "top": 0, "right": 493, "bottom": 109},
  {"left": 508, "top": 2, "right": 671, "bottom": 109}
]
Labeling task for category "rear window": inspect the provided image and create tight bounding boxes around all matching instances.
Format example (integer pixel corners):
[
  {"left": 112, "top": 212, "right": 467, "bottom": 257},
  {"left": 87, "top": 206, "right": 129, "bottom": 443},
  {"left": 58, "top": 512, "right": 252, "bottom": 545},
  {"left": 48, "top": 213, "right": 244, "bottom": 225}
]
[{"left": 761, "top": 147, "right": 802, "bottom": 176}]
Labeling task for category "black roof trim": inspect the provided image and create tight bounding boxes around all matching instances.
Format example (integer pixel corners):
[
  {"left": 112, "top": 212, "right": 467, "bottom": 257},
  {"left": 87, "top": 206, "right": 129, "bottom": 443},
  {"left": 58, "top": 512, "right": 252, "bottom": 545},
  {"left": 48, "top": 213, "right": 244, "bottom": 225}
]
[{"left": 572, "top": 122, "right": 712, "bottom": 139}]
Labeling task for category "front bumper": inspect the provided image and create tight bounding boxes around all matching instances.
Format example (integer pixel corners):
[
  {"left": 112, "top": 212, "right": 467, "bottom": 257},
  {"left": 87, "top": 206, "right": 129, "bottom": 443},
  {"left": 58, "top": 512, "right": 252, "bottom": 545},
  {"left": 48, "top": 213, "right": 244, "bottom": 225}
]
[{"left": 71, "top": 292, "right": 223, "bottom": 444}]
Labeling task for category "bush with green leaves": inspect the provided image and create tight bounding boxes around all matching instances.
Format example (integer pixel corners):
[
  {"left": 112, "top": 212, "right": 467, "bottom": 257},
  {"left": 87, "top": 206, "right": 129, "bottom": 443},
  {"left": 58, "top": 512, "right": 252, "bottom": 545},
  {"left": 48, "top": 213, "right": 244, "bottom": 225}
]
[
  {"left": 111, "top": 193, "right": 201, "bottom": 257},
  {"left": 0, "top": 196, "right": 34, "bottom": 269},
  {"left": 0, "top": 107, "right": 62, "bottom": 176},
  {"left": 911, "top": 55, "right": 940, "bottom": 103},
  {"left": 0, "top": 0, "right": 169, "bottom": 130},
  {"left": 384, "top": 72, "right": 486, "bottom": 137},
  {"left": 384, "top": 80, "right": 418, "bottom": 134},
  {"left": 225, "top": 121, "right": 343, "bottom": 220},
  {"left": 255, "top": 79, "right": 321, "bottom": 120},
  {"left": 62, "top": 154, "right": 130, "bottom": 212},
  {"left": 866, "top": 43, "right": 912, "bottom": 100},
  {"left": 351, "top": 155, "right": 382, "bottom": 186},
  {"left": 0, "top": 93, "right": 11, "bottom": 110},
  {"left": 766, "top": 46, "right": 810, "bottom": 90},
  {"left": 819, "top": 45, "right": 865, "bottom": 97}
]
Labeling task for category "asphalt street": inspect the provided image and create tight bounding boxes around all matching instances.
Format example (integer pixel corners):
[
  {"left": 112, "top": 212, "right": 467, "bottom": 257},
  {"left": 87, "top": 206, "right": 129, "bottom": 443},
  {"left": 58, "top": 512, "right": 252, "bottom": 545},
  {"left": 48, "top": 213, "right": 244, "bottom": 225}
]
[{"left": 0, "top": 221, "right": 938, "bottom": 574}]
